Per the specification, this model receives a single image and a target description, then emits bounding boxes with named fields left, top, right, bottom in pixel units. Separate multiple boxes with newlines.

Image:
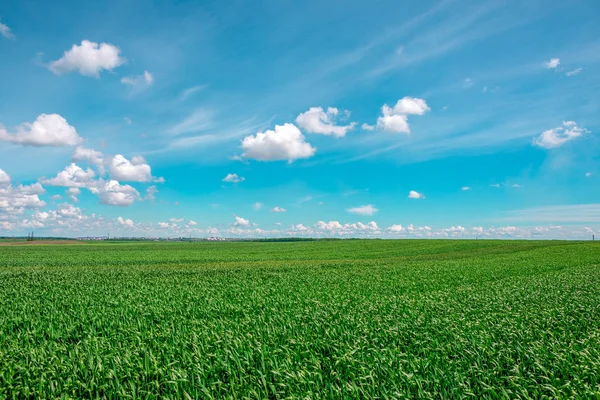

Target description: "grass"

left=0, top=240, right=599, bottom=398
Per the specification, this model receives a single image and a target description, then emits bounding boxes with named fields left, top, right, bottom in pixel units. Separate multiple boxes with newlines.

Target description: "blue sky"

left=0, top=0, right=599, bottom=239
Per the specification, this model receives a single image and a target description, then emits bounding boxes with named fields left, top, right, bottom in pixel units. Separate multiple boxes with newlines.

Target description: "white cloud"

left=387, top=224, right=404, bottom=232
left=0, top=21, right=14, bottom=39
left=585, top=172, right=592, bottom=178
left=463, top=78, right=474, bottom=88
left=295, top=107, right=356, bottom=137
left=222, top=173, right=245, bottom=183
left=490, top=183, right=501, bottom=188
left=234, top=216, right=250, bottom=227
left=73, top=147, right=104, bottom=174
left=253, top=202, right=263, bottom=211
left=41, top=163, right=96, bottom=187
left=121, top=70, right=153, bottom=86
left=314, top=220, right=380, bottom=236
left=376, top=97, right=430, bottom=133
left=347, top=204, right=378, bottom=216
left=545, top=58, right=560, bottom=69
left=511, top=184, right=521, bottom=188
left=0, top=114, right=82, bottom=147
left=0, top=169, right=10, bottom=185
left=145, top=185, right=158, bottom=202
left=117, top=216, right=134, bottom=227
left=49, top=40, right=125, bottom=77
left=391, top=97, right=431, bottom=115
left=461, top=186, right=471, bottom=191
left=0, top=183, right=46, bottom=215
left=408, top=190, right=425, bottom=199
left=565, top=68, right=582, bottom=77
left=271, top=206, right=287, bottom=213
left=67, top=187, right=80, bottom=203
left=121, top=71, right=153, bottom=95
left=377, top=107, right=409, bottom=133
left=241, top=123, right=316, bottom=162
left=362, top=123, right=375, bottom=131
left=533, top=121, right=589, bottom=149
left=50, top=194, right=62, bottom=200
left=188, top=220, right=198, bottom=226
left=91, top=180, right=139, bottom=206
left=170, top=218, right=184, bottom=223
left=109, top=154, right=153, bottom=182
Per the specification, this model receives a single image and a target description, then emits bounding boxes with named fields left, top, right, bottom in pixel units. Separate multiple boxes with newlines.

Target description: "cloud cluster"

left=376, top=97, right=430, bottom=133
left=533, top=121, right=588, bottom=149
left=296, top=107, right=356, bottom=137
left=0, top=182, right=46, bottom=216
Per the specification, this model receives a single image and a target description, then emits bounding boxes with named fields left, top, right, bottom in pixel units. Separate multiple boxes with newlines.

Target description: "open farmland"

left=0, top=240, right=599, bottom=398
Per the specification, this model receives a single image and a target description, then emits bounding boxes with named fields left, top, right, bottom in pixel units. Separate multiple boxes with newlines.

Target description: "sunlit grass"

left=1, top=240, right=599, bottom=398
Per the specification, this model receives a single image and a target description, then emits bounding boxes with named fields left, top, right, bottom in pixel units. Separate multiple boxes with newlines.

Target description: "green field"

left=1, top=240, right=599, bottom=398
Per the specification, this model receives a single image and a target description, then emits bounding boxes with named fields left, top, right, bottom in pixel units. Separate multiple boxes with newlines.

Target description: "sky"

left=0, top=0, right=599, bottom=239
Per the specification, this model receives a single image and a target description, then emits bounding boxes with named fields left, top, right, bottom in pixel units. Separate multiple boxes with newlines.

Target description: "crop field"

left=0, top=240, right=599, bottom=398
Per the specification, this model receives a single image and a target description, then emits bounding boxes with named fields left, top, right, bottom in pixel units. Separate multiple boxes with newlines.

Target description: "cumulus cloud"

left=533, top=121, right=589, bottom=149
left=145, top=185, right=158, bottom=202
left=392, top=97, right=431, bottom=115
left=253, top=202, right=263, bottom=211
left=0, top=21, right=14, bottom=39
left=408, top=190, right=425, bottom=199
left=109, top=154, right=153, bottom=182
left=67, top=187, right=80, bottom=203
left=347, top=204, right=378, bottom=216
left=462, top=78, right=474, bottom=88
left=565, top=68, right=582, bottom=77
left=545, top=58, right=560, bottom=69
left=117, top=216, right=134, bottom=227
left=0, top=114, right=82, bottom=147
left=295, top=107, right=356, bottom=137
left=222, top=173, right=245, bottom=183
left=362, top=123, right=375, bottom=131
left=387, top=224, right=405, bottom=232
left=234, top=216, right=250, bottom=227
left=41, top=163, right=96, bottom=187
left=461, top=186, right=471, bottom=191
left=73, top=147, right=104, bottom=173
left=376, top=97, right=430, bottom=133
left=241, top=123, right=316, bottom=162
left=314, top=220, right=380, bottom=236
left=0, top=169, right=10, bottom=185
left=90, top=180, right=139, bottom=206
left=49, top=40, right=125, bottom=77
left=0, top=183, right=46, bottom=215
left=271, top=206, right=287, bottom=213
